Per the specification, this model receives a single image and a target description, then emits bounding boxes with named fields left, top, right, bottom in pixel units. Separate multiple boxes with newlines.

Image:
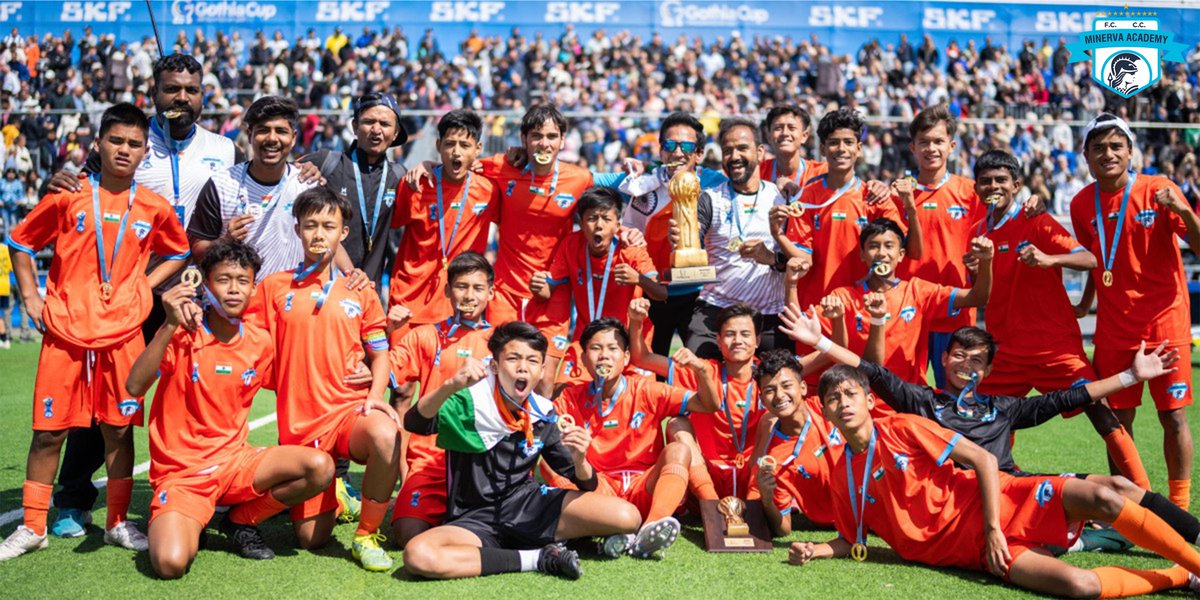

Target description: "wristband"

left=869, top=316, right=888, bottom=326
left=1117, top=369, right=1137, bottom=388
left=816, top=336, right=833, bottom=352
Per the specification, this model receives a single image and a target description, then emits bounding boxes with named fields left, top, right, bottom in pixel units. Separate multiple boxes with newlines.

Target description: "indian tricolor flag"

left=436, top=375, right=556, bottom=454
left=215, top=365, right=233, bottom=375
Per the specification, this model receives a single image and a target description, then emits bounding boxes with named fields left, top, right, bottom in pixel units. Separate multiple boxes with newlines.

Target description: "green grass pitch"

left=0, top=341, right=1196, bottom=598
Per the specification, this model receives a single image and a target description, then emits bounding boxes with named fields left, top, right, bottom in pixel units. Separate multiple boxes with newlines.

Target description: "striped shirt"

left=698, top=181, right=786, bottom=313
left=188, top=162, right=316, bottom=281
left=140, top=120, right=238, bottom=227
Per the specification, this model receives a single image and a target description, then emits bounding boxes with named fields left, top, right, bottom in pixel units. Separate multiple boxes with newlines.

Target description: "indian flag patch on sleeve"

left=215, top=365, right=232, bottom=375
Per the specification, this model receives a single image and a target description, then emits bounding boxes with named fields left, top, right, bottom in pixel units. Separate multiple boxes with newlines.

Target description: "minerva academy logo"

left=1066, top=7, right=1187, bottom=98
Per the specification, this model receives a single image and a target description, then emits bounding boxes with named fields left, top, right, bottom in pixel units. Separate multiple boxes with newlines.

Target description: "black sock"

left=479, top=547, right=521, bottom=576
left=335, top=458, right=350, bottom=481
left=1141, top=491, right=1200, bottom=543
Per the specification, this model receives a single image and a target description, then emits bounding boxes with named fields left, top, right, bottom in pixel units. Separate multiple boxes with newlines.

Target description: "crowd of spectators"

left=3, top=23, right=1200, bottom=230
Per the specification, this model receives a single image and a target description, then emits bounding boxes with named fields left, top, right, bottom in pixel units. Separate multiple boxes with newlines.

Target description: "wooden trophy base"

left=699, top=500, right=773, bottom=552
left=666, top=266, right=719, bottom=287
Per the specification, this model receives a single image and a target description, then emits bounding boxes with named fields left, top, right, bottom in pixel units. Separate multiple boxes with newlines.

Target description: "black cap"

left=353, top=92, right=408, bottom=147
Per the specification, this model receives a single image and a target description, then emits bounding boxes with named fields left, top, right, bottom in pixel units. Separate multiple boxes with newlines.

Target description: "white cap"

left=1082, top=112, right=1136, bottom=148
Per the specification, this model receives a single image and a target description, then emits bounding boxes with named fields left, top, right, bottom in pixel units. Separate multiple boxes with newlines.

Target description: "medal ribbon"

left=721, top=366, right=757, bottom=459
left=1093, top=172, right=1137, bottom=277
left=150, top=115, right=191, bottom=208
left=846, top=428, right=878, bottom=548
left=90, top=175, right=137, bottom=289
left=237, top=164, right=288, bottom=219
left=352, top=148, right=389, bottom=253
left=726, top=182, right=763, bottom=240
left=524, top=159, right=560, bottom=197
left=292, top=252, right=339, bottom=312
left=978, top=196, right=1023, bottom=236
left=585, top=237, right=618, bottom=321
left=953, top=372, right=983, bottom=417
left=587, top=374, right=627, bottom=418
left=776, top=416, right=813, bottom=467
left=913, top=171, right=951, bottom=192
left=787, top=175, right=860, bottom=208
left=434, top=165, right=473, bottom=265
left=432, top=311, right=491, bottom=366
left=771, top=156, right=807, bottom=188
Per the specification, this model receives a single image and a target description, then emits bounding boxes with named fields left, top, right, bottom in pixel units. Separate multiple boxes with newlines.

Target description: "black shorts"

left=446, top=483, right=569, bottom=549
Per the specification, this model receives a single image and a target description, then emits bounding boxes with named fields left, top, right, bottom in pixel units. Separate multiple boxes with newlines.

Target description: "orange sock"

left=1094, top=565, right=1190, bottom=598
left=688, top=464, right=718, bottom=501
left=105, top=478, right=133, bottom=529
left=1103, top=427, right=1151, bottom=490
left=647, top=463, right=689, bottom=522
left=355, top=499, right=389, bottom=536
left=1169, top=480, right=1191, bottom=511
left=1110, top=498, right=1200, bottom=575
left=229, top=492, right=287, bottom=526
left=22, top=480, right=52, bottom=536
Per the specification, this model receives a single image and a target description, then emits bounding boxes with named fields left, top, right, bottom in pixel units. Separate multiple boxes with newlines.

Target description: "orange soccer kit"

left=247, top=263, right=389, bottom=519
left=478, top=155, right=594, bottom=357
left=748, top=397, right=841, bottom=526
left=147, top=321, right=282, bottom=527
left=388, top=169, right=498, bottom=334
left=389, top=321, right=492, bottom=525
left=553, top=375, right=694, bottom=520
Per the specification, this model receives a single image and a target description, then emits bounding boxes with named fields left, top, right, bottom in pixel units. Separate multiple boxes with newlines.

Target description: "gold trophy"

left=667, top=169, right=719, bottom=286
left=717, top=496, right=750, bottom=537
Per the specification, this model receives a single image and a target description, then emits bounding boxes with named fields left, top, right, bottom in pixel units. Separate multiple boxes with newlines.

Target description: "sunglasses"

left=661, top=139, right=697, bottom=154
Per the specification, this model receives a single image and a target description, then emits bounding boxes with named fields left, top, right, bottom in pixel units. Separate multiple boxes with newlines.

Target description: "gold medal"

left=850, top=542, right=868, bottom=562
left=756, top=455, right=777, bottom=473
left=180, top=266, right=203, bottom=289
left=726, top=237, right=743, bottom=252
left=1102, top=269, right=1113, bottom=287
left=872, top=262, right=892, bottom=277
left=985, top=193, right=1003, bottom=205
left=786, top=202, right=805, bottom=218
left=99, top=281, right=114, bottom=302
left=533, top=151, right=553, bottom=166
left=557, top=414, right=575, bottom=432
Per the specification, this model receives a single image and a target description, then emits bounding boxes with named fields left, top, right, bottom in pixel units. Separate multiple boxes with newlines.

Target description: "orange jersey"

left=148, top=321, right=275, bottom=485
left=389, top=173, right=499, bottom=322
left=788, top=176, right=906, bottom=308
left=827, top=278, right=961, bottom=385
left=7, top=180, right=189, bottom=348
left=247, top=266, right=388, bottom=446
left=480, top=155, right=594, bottom=298
left=390, top=322, right=492, bottom=469
left=1070, top=174, right=1192, bottom=349
left=670, top=358, right=765, bottom=467
left=547, top=232, right=657, bottom=336
left=759, top=157, right=828, bottom=193
left=752, top=399, right=841, bottom=526
left=984, top=207, right=1087, bottom=358
left=556, top=375, right=692, bottom=474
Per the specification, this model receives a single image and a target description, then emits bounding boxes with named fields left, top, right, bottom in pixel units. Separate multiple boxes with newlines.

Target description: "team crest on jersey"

left=42, top=397, right=53, bottom=419
left=505, top=180, right=516, bottom=197
left=340, top=187, right=349, bottom=197
left=855, top=314, right=865, bottom=333
left=75, top=211, right=87, bottom=233
left=202, top=157, right=223, bottom=171
left=471, top=202, right=488, bottom=216
left=1016, top=240, right=1032, bottom=253
left=410, top=491, right=420, bottom=507
left=284, top=292, right=294, bottom=312
left=946, top=206, right=968, bottom=221
left=241, top=368, right=257, bottom=386
left=1035, top=479, right=1055, bottom=507
left=894, top=454, right=910, bottom=472
left=552, top=335, right=569, bottom=351
left=899, top=306, right=917, bottom=323
left=1135, top=209, right=1157, bottom=228
left=131, top=220, right=152, bottom=240
left=629, top=193, right=657, bottom=216
left=828, top=428, right=843, bottom=447
left=428, top=204, right=441, bottom=220
left=341, top=299, right=363, bottom=318
left=797, top=464, right=812, bottom=480
left=630, top=411, right=646, bottom=429
left=118, top=399, right=141, bottom=416
left=1168, top=383, right=1189, bottom=400
left=383, top=191, right=396, bottom=208
left=158, top=490, right=168, bottom=505
left=855, top=216, right=868, bottom=228
left=191, top=362, right=200, bottom=383
left=554, top=193, right=574, bottom=209
left=812, top=213, right=822, bottom=231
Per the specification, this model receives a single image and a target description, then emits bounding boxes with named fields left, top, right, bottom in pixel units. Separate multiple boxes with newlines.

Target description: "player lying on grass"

left=402, top=321, right=642, bottom=580
left=126, top=240, right=334, bottom=577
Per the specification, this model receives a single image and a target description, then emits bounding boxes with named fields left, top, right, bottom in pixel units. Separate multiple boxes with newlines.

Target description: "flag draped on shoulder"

left=436, top=374, right=555, bottom=453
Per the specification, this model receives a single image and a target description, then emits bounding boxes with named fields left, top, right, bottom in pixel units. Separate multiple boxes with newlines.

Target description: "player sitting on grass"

left=548, top=318, right=716, bottom=559
left=245, top=187, right=399, bottom=572
left=402, top=321, right=642, bottom=580
left=1, top=103, right=191, bottom=560
left=127, top=240, right=335, bottom=577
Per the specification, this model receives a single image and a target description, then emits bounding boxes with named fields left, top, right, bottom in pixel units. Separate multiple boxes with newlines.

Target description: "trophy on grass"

left=666, top=169, right=719, bottom=286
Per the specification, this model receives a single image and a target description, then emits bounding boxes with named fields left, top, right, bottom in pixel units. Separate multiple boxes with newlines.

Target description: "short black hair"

left=659, top=112, right=705, bottom=151
left=244, top=95, right=299, bottom=132
left=520, top=104, right=567, bottom=137
left=718, top=117, right=761, bottom=147
left=818, top=364, right=871, bottom=401
left=817, top=107, right=866, bottom=144
left=152, top=53, right=202, bottom=86
left=908, top=104, right=957, bottom=140
left=973, top=149, right=1021, bottom=181
left=762, top=104, right=812, bottom=134
left=446, top=250, right=494, bottom=286
left=576, top=186, right=622, bottom=219
left=754, top=349, right=804, bottom=385
left=200, top=238, right=262, bottom=277
left=438, top=108, right=483, bottom=143
left=488, top=321, right=548, bottom=358
left=98, top=102, right=149, bottom=139
left=716, top=303, right=759, bottom=335
left=948, top=326, right=997, bottom=365
left=292, top=186, right=352, bottom=223
left=579, top=317, right=630, bottom=352
left=859, top=218, right=906, bottom=249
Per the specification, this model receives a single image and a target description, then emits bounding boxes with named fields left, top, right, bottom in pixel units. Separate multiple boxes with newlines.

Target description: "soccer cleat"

left=1077, top=527, right=1133, bottom=553
left=351, top=532, right=392, bottom=572
left=537, top=543, right=582, bottom=580
left=335, top=477, right=362, bottom=524
left=104, top=521, right=149, bottom=551
left=0, top=526, right=48, bottom=561
left=630, top=516, right=681, bottom=559
left=1186, top=568, right=1200, bottom=595
left=598, top=533, right=635, bottom=558
left=50, top=508, right=92, bottom=538
left=218, top=515, right=275, bottom=560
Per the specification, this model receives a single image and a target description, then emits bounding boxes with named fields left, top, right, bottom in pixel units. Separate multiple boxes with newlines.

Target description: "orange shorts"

left=290, top=406, right=366, bottom=520
left=978, top=352, right=1097, bottom=417
left=490, top=287, right=571, bottom=359
left=707, top=461, right=754, bottom=501
left=33, top=332, right=146, bottom=430
left=994, top=475, right=1084, bottom=577
left=392, top=455, right=447, bottom=525
left=595, top=469, right=657, bottom=518
left=148, top=445, right=272, bottom=526
left=1093, top=344, right=1193, bottom=411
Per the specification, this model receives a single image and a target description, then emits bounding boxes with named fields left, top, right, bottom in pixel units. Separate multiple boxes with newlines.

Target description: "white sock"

left=1067, top=536, right=1085, bottom=553
left=518, top=549, right=540, bottom=572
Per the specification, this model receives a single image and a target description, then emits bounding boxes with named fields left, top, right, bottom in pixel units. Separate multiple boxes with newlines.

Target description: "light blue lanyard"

left=293, top=253, right=339, bottom=312
left=150, top=116, right=195, bottom=209
left=434, top=165, right=472, bottom=265
left=1093, top=172, right=1137, bottom=274
left=90, top=175, right=136, bottom=286
left=585, top=237, right=618, bottom=321
left=587, top=374, right=627, bottom=417
left=913, top=171, right=950, bottom=192
left=776, top=417, right=813, bottom=466
left=771, top=156, right=806, bottom=187
left=788, top=174, right=860, bottom=208
left=846, top=428, right=878, bottom=547
left=236, top=164, right=287, bottom=217
left=726, top=183, right=762, bottom=240
left=432, top=312, right=490, bottom=366
left=524, top=159, right=559, bottom=197
left=721, top=366, right=756, bottom=455
left=352, top=149, right=389, bottom=253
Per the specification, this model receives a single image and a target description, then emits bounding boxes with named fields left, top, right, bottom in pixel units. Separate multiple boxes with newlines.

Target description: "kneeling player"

left=127, top=240, right=334, bottom=578
left=403, top=322, right=642, bottom=580
left=790, top=363, right=1200, bottom=598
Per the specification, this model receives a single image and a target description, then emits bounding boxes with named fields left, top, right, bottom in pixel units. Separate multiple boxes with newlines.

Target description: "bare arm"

left=948, top=435, right=1007, bottom=577
left=954, top=237, right=993, bottom=309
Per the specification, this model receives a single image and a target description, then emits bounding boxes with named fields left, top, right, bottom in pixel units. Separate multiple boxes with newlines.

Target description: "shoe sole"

left=0, top=538, right=48, bottom=560
left=52, top=527, right=87, bottom=539
left=631, top=517, right=680, bottom=559
left=599, top=534, right=632, bottom=558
